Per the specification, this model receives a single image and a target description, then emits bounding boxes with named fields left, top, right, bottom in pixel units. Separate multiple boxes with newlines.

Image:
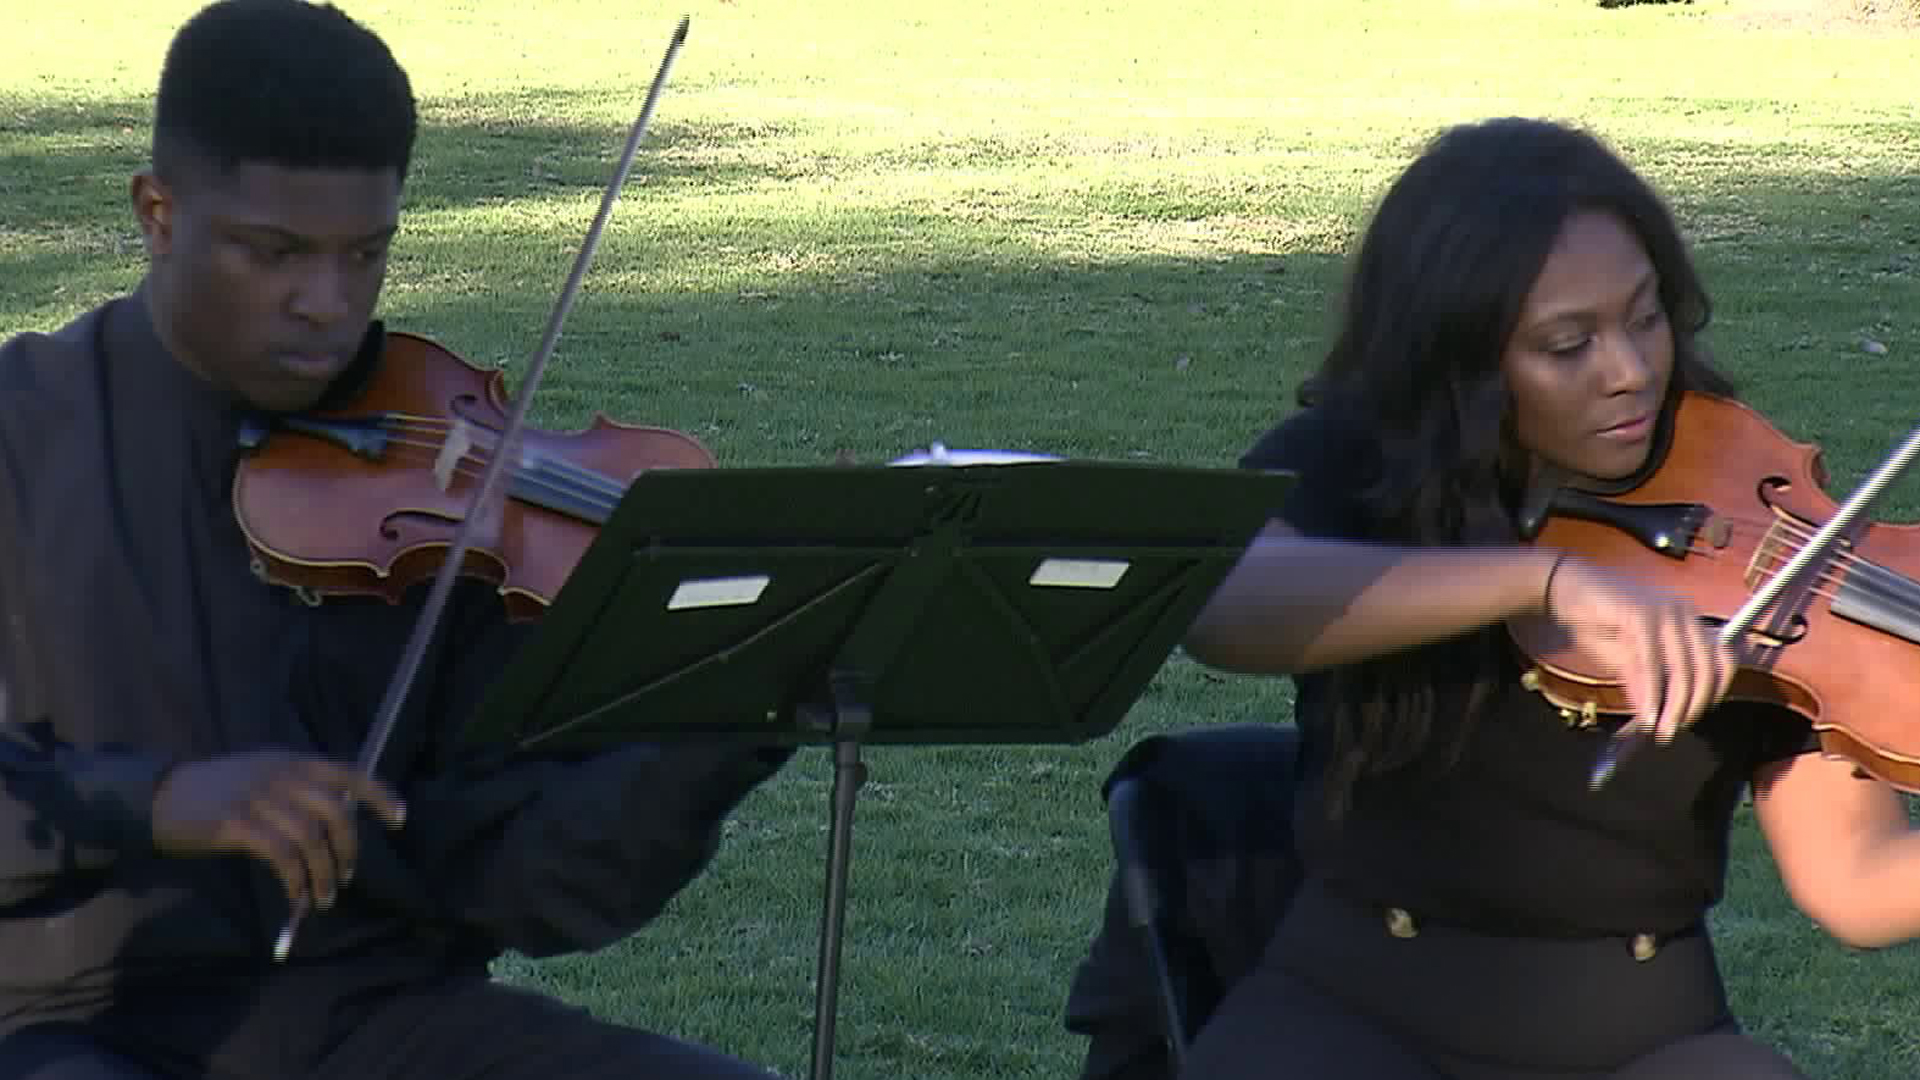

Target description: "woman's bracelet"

left=1543, top=552, right=1568, bottom=613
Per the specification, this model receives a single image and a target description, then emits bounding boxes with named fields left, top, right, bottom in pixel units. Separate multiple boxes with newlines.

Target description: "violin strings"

left=1705, top=514, right=1872, bottom=572
left=1752, top=541, right=1920, bottom=620
left=369, top=415, right=628, bottom=494
left=1667, top=543, right=1854, bottom=632
left=1720, top=517, right=1920, bottom=625
left=382, top=430, right=627, bottom=501
left=388, top=441, right=625, bottom=518
left=377, top=432, right=627, bottom=522
left=379, top=416, right=631, bottom=501
left=1679, top=519, right=1920, bottom=627
left=1685, top=526, right=1854, bottom=599
left=376, top=416, right=627, bottom=490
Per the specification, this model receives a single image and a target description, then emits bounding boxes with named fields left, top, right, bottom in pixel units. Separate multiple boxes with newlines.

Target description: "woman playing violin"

left=1181, top=116, right=1920, bottom=1078
left=0, top=2, right=787, bottom=1077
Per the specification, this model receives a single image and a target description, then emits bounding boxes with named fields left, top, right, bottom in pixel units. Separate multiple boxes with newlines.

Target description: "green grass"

left=6, top=1, right=1920, bottom=1077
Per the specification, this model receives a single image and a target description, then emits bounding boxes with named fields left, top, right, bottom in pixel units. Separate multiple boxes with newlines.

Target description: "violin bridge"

left=435, top=420, right=475, bottom=494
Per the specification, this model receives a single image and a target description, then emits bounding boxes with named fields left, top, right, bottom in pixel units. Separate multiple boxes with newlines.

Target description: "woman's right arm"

left=1183, top=518, right=1736, bottom=739
left=1185, top=519, right=1562, bottom=674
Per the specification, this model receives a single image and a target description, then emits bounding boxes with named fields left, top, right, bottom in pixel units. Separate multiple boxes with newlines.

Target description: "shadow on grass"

left=5, top=87, right=1915, bottom=481
left=0, top=85, right=814, bottom=218
left=6, top=150, right=1917, bottom=491
left=386, top=246, right=1346, bottom=469
left=376, top=167, right=1913, bottom=485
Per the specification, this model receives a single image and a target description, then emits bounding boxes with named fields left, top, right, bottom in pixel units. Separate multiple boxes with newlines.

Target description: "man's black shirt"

left=0, top=285, right=789, bottom=1030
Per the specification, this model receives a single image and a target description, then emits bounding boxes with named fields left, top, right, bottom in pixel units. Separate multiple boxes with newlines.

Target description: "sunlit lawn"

left=5, top=1, right=1918, bottom=1076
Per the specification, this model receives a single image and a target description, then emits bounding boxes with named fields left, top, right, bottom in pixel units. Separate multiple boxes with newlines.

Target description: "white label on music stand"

left=667, top=574, right=772, bottom=610
left=1029, top=558, right=1130, bottom=589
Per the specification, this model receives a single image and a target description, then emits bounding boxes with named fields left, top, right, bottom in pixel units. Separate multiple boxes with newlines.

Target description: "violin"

left=233, top=331, right=716, bottom=622
left=1509, top=389, right=1920, bottom=793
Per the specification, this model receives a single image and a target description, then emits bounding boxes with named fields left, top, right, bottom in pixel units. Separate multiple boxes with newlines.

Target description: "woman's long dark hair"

left=1300, top=117, right=1736, bottom=818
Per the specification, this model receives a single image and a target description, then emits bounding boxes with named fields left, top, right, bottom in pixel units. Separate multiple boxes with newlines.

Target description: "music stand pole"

left=807, top=678, right=871, bottom=1080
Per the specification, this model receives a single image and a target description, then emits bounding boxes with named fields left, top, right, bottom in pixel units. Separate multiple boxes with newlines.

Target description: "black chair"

left=1063, top=724, right=1306, bottom=1080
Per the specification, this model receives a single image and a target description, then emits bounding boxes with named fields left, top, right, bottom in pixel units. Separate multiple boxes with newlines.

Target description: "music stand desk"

left=463, top=459, right=1294, bottom=1080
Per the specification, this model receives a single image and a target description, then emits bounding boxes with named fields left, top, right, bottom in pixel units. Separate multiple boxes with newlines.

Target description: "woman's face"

left=1503, top=209, right=1674, bottom=486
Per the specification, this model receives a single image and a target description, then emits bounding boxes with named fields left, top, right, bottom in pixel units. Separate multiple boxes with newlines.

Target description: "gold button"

left=1630, top=933, right=1658, bottom=961
left=1385, top=907, right=1418, bottom=938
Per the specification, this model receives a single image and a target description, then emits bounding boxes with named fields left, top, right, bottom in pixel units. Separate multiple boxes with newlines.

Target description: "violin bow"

left=1590, top=417, right=1920, bottom=791
left=275, top=15, right=692, bottom=961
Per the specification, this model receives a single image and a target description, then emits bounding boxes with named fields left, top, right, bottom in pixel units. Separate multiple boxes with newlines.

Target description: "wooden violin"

left=233, top=330, right=715, bottom=622
left=1510, top=389, right=1920, bottom=792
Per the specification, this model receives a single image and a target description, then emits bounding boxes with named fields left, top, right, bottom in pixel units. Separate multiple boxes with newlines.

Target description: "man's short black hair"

left=153, top=0, right=417, bottom=183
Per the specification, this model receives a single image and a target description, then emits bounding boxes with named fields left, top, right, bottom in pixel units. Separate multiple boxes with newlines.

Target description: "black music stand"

left=461, top=459, right=1294, bottom=1080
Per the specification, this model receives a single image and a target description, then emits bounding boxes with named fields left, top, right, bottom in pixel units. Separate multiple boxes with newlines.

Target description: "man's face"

left=133, top=160, right=401, bottom=413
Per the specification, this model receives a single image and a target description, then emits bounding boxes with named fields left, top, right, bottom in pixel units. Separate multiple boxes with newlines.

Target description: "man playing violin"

left=0, top=2, right=789, bottom=1078
left=1169, top=117, right=1920, bottom=1078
